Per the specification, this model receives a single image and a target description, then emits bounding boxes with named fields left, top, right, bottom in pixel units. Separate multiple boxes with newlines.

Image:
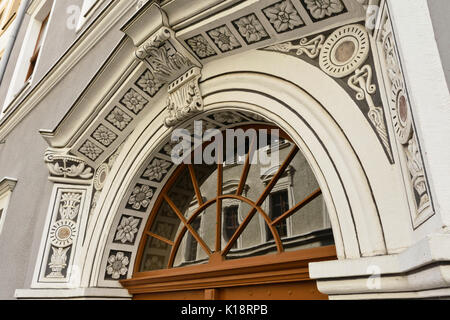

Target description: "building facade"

left=0, top=0, right=448, bottom=300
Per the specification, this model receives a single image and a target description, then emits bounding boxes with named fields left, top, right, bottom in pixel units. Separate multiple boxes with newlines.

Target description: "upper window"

left=25, top=13, right=49, bottom=81
left=223, top=205, right=239, bottom=243
left=2, top=0, right=53, bottom=113
left=0, top=178, right=17, bottom=235
left=0, top=0, right=21, bottom=35
left=136, top=124, right=333, bottom=273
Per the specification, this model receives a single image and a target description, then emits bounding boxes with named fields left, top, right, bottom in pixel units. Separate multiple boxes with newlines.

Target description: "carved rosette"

left=319, top=24, right=370, bottom=78
left=377, top=8, right=433, bottom=226
left=263, top=23, right=393, bottom=162
left=47, top=191, right=82, bottom=278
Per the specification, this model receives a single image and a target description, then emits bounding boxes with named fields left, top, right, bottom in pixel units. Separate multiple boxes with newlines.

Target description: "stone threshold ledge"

left=309, top=233, right=450, bottom=299
left=14, top=288, right=131, bottom=300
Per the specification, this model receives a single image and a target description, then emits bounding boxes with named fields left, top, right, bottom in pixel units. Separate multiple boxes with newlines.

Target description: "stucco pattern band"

left=375, top=4, right=434, bottom=228
left=263, top=23, right=394, bottom=163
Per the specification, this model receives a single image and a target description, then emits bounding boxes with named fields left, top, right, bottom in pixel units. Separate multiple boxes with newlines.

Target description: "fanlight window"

left=135, top=125, right=333, bottom=273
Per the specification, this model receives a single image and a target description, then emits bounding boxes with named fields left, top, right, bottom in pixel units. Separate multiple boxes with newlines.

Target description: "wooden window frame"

left=121, top=125, right=334, bottom=299
left=25, top=13, right=49, bottom=81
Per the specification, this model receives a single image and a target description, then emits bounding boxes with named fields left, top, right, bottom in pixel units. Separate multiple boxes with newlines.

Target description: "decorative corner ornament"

left=263, top=24, right=394, bottom=163
left=44, top=148, right=94, bottom=183
left=348, top=64, right=392, bottom=161
left=265, top=34, right=325, bottom=59
left=132, top=26, right=204, bottom=127
left=164, top=67, right=203, bottom=127
left=376, top=6, right=433, bottom=227
left=135, top=27, right=172, bottom=61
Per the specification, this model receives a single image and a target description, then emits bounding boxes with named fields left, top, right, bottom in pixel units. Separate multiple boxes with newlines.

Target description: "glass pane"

left=224, top=200, right=279, bottom=260
left=279, top=149, right=334, bottom=251
left=267, top=190, right=289, bottom=240
left=139, top=236, right=171, bottom=271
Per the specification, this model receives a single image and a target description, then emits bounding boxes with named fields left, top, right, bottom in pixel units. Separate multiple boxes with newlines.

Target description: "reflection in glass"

left=139, top=127, right=334, bottom=272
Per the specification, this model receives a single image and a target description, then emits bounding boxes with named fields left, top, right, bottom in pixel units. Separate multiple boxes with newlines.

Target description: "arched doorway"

left=120, top=115, right=336, bottom=299
left=83, top=48, right=388, bottom=297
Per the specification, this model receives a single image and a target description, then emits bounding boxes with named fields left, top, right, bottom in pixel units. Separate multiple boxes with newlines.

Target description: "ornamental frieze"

left=34, top=186, right=90, bottom=285
left=375, top=5, right=434, bottom=228
left=262, top=23, right=394, bottom=163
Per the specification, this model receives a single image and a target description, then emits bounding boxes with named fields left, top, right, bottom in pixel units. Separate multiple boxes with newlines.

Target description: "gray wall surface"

left=0, top=1, right=131, bottom=299
left=428, top=0, right=450, bottom=89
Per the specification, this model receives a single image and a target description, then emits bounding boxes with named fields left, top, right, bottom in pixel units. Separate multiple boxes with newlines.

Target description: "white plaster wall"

left=387, top=0, right=450, bottom=235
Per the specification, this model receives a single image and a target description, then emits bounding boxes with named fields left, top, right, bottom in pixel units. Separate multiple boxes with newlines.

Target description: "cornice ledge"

left=309, top=232, right=450, bottom=298
left=15, top=287, right=132, bottom=300
left=0, top=177, right=17, bottom=195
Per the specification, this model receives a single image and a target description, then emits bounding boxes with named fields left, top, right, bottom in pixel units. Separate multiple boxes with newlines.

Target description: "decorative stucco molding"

left=33, top=184, right=91, bottom=288
left=263, top=23, right=394, bottom=163
left=375, top=3, right=433, bottom=228
left=44, top=148, right=94, bottom=184
left=165, top=67, right=203, bottom=127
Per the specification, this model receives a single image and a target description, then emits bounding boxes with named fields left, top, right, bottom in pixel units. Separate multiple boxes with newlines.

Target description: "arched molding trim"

left=77, top=52, right=397, bottom=288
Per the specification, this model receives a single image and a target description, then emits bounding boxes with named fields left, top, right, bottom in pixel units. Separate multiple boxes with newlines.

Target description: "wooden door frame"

left=121, top=124, right=336, bottom=299
left=121, top=245, right=336, bottom=299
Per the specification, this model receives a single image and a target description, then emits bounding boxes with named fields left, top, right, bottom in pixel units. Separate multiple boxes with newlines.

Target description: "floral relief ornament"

left=121, top=89, right=148, bottom=114
left=208, top=26, right=241, bottom=52
left=128, top=184, right=154, bottom=210
left=115, top=216, right=140, bottom=244
left=234, top=14, right=268, bottom=44
left=304, top=0, right=345, bottom=19
left=137, top=70, right=163, bottom=97
left=264, top=0, right=303, bottom=33
left=143, top=158, right=172, bottom=181
left=92, top=125, right=117, bottom=147
left=106, top=252, right=129, bottom=280
left=106, top=107, right=132, bottom=131
left=79, top=140, right=103, bottom=161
